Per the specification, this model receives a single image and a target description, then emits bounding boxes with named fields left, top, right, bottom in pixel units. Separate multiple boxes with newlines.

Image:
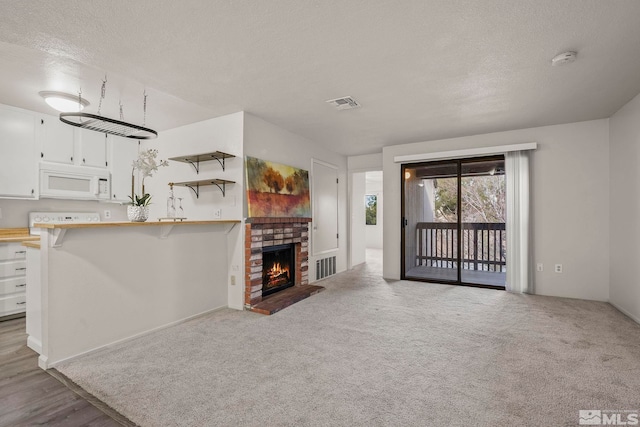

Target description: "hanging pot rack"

left=59, top=112, right=158, bottom=139
left=59, top=77, right=158, bottom=140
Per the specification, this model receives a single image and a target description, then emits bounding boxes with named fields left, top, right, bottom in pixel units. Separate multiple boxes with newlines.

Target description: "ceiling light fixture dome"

left=39, top=91, right=90, bottom=112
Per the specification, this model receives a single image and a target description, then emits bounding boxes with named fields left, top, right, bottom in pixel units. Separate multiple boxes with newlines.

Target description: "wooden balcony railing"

left=415, top=222, right=506, bottom=272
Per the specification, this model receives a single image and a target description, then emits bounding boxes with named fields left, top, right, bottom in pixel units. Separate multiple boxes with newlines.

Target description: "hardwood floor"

left=0, top=316, right=130, bottom=427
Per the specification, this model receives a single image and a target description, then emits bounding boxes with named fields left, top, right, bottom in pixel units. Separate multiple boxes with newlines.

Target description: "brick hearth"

left=244, top=217, right=311, bottom=308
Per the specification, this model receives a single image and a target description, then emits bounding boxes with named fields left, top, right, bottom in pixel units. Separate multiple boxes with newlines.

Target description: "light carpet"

left=57, top=253, right=640, bottom=427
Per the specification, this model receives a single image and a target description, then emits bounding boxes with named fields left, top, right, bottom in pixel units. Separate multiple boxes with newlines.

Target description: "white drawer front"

left=0, top=260, right=27, bottom=278
left=0, top=293, right=26, bottom=316
left=0, top=277, right=27, bottom=297
left=0, top=243, right=27, bottom=260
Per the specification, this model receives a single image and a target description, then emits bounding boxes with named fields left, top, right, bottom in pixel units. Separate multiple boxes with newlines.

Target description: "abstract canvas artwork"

left=245, top=156, right=311, bottom=217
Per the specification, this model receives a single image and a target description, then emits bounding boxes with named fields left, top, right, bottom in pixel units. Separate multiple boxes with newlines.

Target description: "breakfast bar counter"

left=35, top=220, right=239, bottom=247
left=32, top=219, right=242, bottom=369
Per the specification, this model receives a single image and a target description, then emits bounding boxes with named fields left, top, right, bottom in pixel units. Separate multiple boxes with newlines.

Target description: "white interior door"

left=312, top=159, right=338, bottom=255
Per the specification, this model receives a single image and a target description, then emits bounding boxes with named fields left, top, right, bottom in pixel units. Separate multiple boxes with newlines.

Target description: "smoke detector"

left=551, top=51, right=577, bottom=66
left=326, top=96, right=361, bottom=110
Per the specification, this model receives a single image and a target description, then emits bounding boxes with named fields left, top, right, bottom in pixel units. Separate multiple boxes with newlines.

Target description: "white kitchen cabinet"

left=0, top=105, right=38, bottom=198
left=109, top=136, right=139, bottom=202
left=79, top=129, right=108, bottom=168
left=40, top=115, right=108, bottom=168
left=0, top=242, right=27, bottom=318
left=40, top=115, right=75, bottom=165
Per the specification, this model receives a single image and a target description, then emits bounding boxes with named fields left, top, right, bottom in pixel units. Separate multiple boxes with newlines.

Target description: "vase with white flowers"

left=127, top=148, right=169, bottom=222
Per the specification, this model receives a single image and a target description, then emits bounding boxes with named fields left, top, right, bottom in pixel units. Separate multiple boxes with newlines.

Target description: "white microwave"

left=40, top=163, right=110, bottom=200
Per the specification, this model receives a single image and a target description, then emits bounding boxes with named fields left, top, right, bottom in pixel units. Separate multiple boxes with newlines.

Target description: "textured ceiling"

left=1, top=0, right=639, bottom=156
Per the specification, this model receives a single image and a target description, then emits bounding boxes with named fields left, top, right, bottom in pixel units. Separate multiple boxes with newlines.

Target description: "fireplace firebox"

left=262, top=244, right=295, bottom=297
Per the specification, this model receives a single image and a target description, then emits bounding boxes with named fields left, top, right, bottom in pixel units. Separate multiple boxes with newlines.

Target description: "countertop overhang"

left=0, top=227, right=40, bottom=243
left=0, top=235, right=40, bottom=243
left=33, top=220, right=241, bottom=247
left=33, top=220, right=240, bottom=229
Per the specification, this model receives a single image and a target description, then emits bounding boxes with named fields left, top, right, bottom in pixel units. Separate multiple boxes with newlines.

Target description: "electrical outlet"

left=213, top=208, right=222, bottom=219
left=104, top=210, right=111, bottom=219
left=554, top=264, right=563, bottom=273
left=230, top=275, right=236, bottom=286
left=537, top=263, right=543, bottom=272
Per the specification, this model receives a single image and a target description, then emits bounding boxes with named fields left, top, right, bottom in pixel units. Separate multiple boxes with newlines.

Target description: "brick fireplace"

left=244, top=217, right=311, bottom=309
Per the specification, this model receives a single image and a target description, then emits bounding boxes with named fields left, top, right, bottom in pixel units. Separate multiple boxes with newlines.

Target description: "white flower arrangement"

left=130, top=148, right=169, bottom=206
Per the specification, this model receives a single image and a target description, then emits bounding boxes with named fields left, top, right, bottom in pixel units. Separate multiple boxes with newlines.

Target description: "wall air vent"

left=326, top=96, right=361, bottom=110
left=316, top=256, right=337, bottom=280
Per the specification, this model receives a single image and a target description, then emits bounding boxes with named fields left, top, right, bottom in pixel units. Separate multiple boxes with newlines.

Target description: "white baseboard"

left=27, top=335, right=42, bottom=354
left=609, top=301, right=640, bottom=325
left=43, top=305, right=227, bottom=369
left=38, top=355, right=48, bottom=370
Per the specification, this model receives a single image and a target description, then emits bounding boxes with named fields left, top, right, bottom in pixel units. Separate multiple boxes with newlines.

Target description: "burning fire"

left=265, top=262, right=290, bottom=287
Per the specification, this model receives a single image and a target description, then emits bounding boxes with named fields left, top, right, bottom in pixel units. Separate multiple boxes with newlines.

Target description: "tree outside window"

left=365, top=194, right=377, bottom=225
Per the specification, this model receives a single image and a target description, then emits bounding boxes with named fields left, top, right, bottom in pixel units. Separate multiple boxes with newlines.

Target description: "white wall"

left=348, top=153, right=383, bottom=172
left=142, top=112, right=245, bottom=309
left=383, top=119, right=610, bottom=302
left=143, top=112, right=244, bottom=222
left=609, top=93, right=640, bottom=322
left=243, top=113, right=348, bottom=280
left=365, top=174, right=383, bottom=249
left=351, top=172, right=366, bottom=266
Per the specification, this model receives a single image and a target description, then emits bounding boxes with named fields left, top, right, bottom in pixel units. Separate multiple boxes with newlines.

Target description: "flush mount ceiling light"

left=551, top=51, right=578, bottom=66
left=39, top=91, right=90, bottom=112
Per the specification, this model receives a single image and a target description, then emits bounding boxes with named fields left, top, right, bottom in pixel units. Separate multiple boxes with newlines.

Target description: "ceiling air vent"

left=326, top=96, right=361, bottom=110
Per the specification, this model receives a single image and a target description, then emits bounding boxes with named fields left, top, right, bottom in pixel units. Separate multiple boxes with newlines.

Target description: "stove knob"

left=43, top=217, right=50, bottom=222
left=35, top=217, right=42, bottom=222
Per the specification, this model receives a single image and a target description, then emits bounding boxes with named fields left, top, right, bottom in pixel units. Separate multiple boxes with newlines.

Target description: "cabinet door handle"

left=15, top=267, right=27, bottom=271
left=15, top=284, right=26, bottom=288
left=16, top=302, right=26, bottom=306
left=15, top=250, right=26, bottom=254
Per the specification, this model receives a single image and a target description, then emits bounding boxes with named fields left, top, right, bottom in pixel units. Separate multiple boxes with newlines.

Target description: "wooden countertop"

left=22, top=241, right=41, bottom=249
left=0, top=228, right=40, bottom=243
left=33, top=220, right=241, bottom=229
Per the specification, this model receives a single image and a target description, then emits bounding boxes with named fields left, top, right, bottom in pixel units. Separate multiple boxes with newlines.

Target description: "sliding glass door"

left=401, top=156, right=506, bottom=288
